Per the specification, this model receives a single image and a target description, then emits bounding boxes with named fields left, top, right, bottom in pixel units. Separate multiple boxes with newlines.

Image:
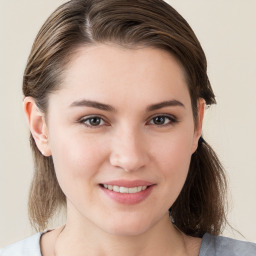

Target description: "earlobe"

left=23, top=97, right=51, bottom=156
left=192, top=98, right=205, bottom=153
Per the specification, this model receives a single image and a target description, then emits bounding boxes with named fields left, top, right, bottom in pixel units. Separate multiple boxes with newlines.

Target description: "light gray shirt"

left=1, top=232, right=256, bottom=255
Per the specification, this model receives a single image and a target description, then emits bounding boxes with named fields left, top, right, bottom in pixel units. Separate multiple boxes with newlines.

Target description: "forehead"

left=55, top=44, right=191, bottom=108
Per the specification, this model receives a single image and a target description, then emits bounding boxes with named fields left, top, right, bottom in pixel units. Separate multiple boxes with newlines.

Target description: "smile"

left=102, top=184, right=148, bottom=193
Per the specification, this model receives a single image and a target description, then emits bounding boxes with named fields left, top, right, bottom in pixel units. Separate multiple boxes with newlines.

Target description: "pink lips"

left=100, top=180, right=155, bottom=205
left=101, top=180, right=154, bottom=188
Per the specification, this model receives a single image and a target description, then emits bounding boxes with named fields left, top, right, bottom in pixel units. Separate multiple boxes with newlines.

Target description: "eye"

left=148, top=115, right=177, bottom=126
left=80, top=116, right=106, bottom=127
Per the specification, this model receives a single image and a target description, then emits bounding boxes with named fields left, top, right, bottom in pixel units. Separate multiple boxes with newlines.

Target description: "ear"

left=23, top=97, right=51, bottom=156
left=192, top=98, right=205, bottom=153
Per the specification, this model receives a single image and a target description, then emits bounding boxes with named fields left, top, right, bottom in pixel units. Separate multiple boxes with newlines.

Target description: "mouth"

left=100, top=184, right=149, bottom=194
left=99, top=180, right=155, bottom=204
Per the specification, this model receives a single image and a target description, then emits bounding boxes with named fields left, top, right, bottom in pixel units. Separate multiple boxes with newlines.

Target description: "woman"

left=1, top=0, right=255, bottom=255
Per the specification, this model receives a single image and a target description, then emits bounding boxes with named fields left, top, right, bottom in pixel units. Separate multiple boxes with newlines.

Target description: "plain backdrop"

left=0, top=0, right=256, bottom=248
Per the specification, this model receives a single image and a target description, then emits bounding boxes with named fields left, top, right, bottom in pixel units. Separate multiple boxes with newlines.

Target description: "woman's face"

left=42, top=44, right=204, bottom=236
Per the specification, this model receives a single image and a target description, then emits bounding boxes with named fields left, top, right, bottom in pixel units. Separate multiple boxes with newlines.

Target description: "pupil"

left=154, top=116, right=165, bottom=125
left=90, top=117, right=101, bottom=126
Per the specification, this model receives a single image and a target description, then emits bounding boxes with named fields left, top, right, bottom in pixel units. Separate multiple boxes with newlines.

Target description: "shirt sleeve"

left=199, top=233, right=256, bottom=256
left=0, top=233, right=42, bottom=256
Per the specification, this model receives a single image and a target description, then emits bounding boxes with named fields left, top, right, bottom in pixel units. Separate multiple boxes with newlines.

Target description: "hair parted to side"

left=23, top=0, right=227, bottom=236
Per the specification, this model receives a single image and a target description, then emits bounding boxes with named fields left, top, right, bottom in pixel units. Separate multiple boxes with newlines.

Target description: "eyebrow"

left=146, top=100, right=185, bottom=111
left=70, top=99, right=116, bottom=112
left=70, top=99, right=185, bottom=112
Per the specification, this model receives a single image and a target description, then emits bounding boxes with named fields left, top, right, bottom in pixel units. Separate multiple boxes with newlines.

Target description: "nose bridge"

left=109, top=124, right=149, bottom=172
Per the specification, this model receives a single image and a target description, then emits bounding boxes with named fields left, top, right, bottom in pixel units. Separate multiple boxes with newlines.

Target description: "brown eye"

left=88, top=117, right=102, bottom=126
left=153, top=116, right=166, bottom=125
left=149, top=115, right=177, bottom=126
left=81, top=116, right=105, bottom=127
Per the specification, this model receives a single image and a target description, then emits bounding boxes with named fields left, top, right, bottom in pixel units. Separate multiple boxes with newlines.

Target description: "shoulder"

left=200, top=233, right=256, bottom=256
left=0, top=232, right=43, bottom=256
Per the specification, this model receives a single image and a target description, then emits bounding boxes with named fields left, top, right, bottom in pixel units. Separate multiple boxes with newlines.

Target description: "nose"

left=109, top=127, right=150, bottom=172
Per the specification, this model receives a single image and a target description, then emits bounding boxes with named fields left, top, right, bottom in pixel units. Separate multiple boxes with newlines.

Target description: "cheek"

left=152, top=127, right=195, bottom=201
left=48, top=129, right=107, bottom=194
left=154, top=126, right=194, bottom=170
left=161, top=143, right=192, bottom=187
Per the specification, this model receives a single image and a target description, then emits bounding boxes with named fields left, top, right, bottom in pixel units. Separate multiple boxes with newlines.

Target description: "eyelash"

left=148, top=114, right=178, bottom=126
left=79, top=114, right=178, bottom=128
left=79, top=115, right=107, bottom=128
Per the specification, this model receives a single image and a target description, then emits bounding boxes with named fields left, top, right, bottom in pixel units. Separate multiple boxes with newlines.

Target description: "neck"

left=54, top=212, right=187, bottom=256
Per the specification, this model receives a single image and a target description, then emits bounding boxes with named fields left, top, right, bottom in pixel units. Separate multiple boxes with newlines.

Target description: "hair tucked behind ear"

left=24, top=0, right=228, bottom=235
left=171, top=138, right=227, bottom=237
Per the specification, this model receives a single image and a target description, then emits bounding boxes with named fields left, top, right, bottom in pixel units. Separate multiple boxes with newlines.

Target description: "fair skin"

left=24, top=44, right=205, bottom=256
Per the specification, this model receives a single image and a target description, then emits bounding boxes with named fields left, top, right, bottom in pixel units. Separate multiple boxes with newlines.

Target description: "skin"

left=24, top=44, right=205, bottom=256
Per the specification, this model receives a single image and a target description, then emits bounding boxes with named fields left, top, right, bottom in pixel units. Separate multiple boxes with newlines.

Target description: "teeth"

left=113, top=185, right=120, bottom=192
left=120, top=187, right=129, bottom=193
left=103, top=184, right=148, bottom=193
left=129, top=187, right=138, bottom=193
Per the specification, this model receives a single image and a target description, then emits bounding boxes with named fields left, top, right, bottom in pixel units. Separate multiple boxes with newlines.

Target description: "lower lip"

left=100, top=185, right=154, bottom=205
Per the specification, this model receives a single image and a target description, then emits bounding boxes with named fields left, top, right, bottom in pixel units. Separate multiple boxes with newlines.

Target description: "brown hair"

left=23, top=0, right=227, bottom=236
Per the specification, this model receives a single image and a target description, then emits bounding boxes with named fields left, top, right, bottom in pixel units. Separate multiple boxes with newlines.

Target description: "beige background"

left=0, top=0, right=255, bottom=248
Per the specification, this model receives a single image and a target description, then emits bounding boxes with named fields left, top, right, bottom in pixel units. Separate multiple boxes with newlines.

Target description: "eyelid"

left=146, top=113, right=178, bottom=126
left=78, top=115, right=109, bottom=128
left=77, top=113, right=178, bottom=128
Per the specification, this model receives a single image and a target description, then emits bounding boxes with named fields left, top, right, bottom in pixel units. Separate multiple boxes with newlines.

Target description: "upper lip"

left=100, top=180, right=154, bottom=188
